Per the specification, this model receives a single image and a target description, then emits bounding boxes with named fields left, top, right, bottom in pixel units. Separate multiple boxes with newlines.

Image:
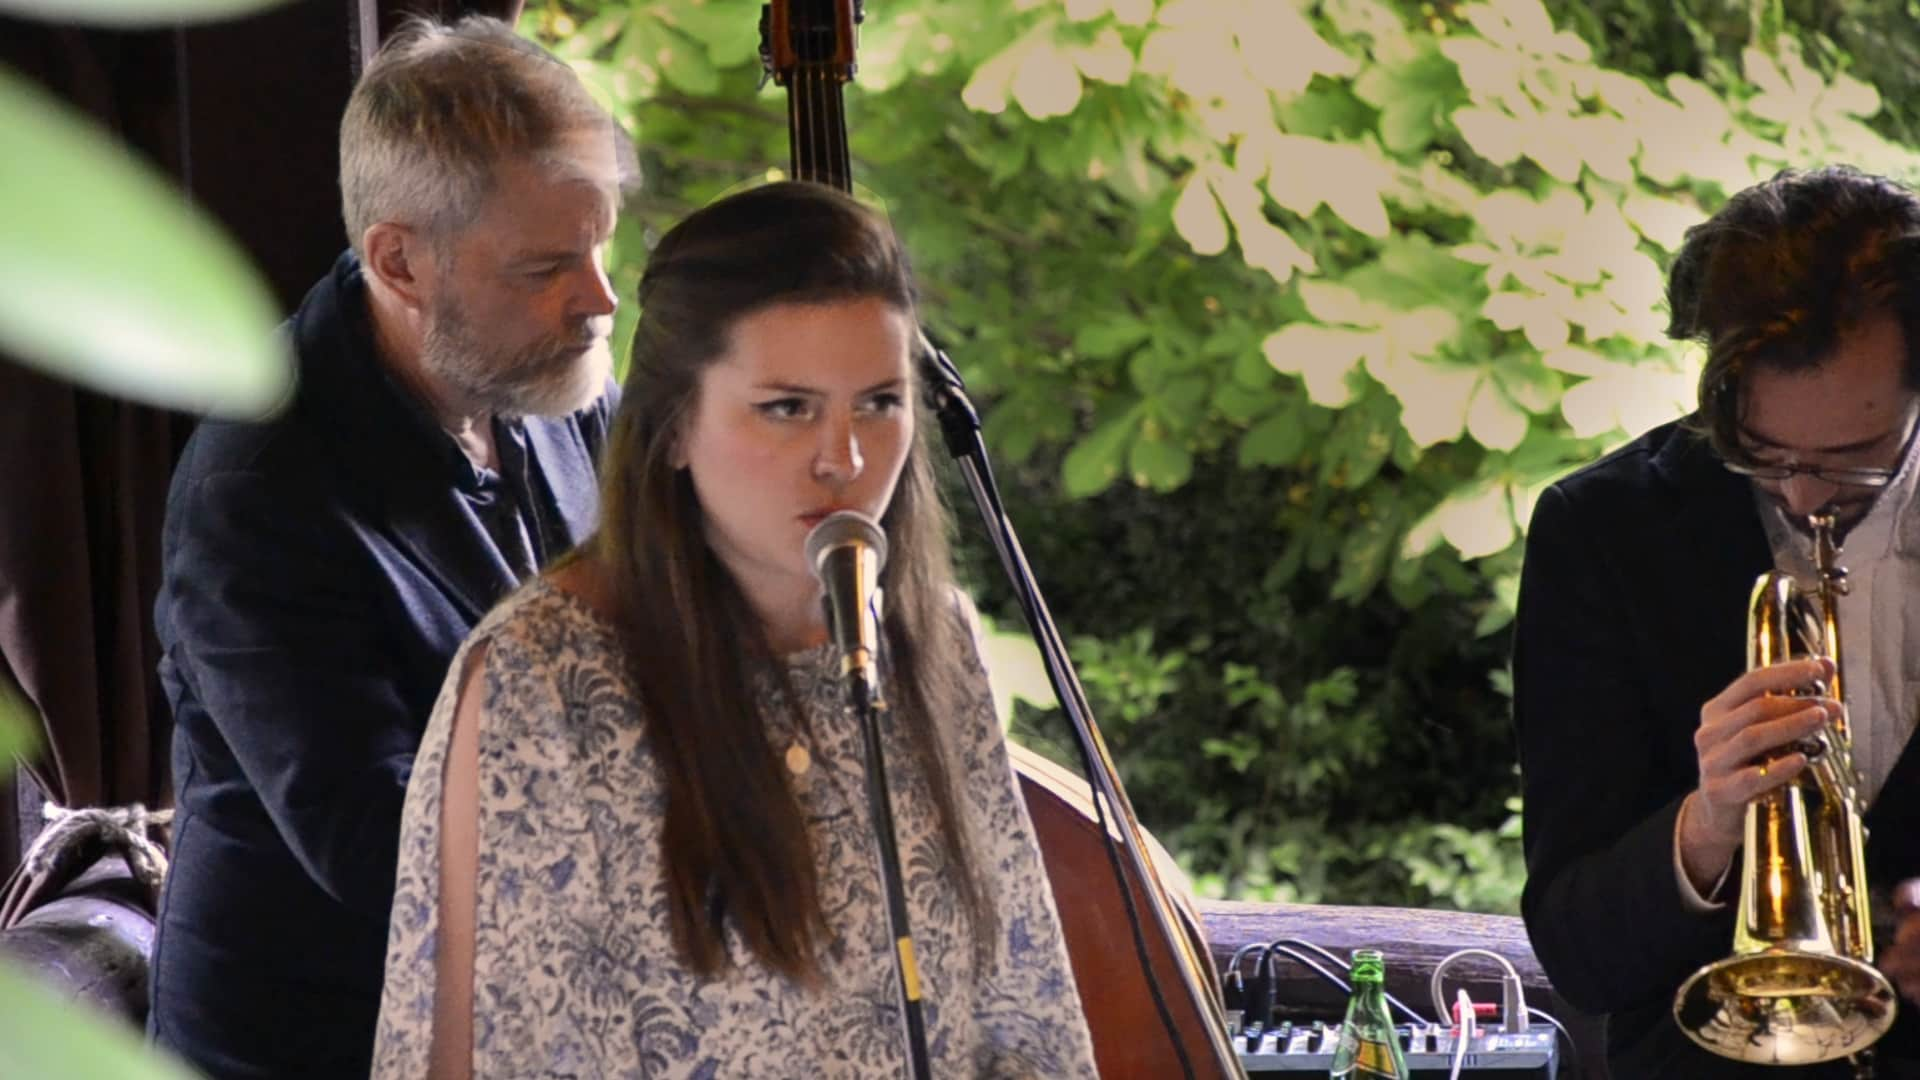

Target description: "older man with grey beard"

left=148, top=16, right=632, bottom=1078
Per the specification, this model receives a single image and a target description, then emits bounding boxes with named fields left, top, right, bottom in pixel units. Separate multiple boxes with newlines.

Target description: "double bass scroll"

left=758, top=0, right=857, bottom=192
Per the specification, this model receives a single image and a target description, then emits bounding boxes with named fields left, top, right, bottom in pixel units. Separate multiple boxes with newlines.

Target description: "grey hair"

left=338, top=15, right=628, bottom=258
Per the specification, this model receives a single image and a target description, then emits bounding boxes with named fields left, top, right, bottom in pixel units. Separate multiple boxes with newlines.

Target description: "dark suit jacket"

left=148, top=252, right=614, bottom=1078
left=1515, top=419, right=1920, bottom=1078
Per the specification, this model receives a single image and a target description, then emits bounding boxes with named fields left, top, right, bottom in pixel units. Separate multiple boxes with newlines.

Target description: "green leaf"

left=1062, top=404, right=1141, bottom=498
left=1231, top=337, right=1283, bottom=388
left=1347, top=235, right=1486, bottom=312
left=1276, top=84, right=1376, bottom=140
left=960, top=123, right=1034, bottom=187
left=1378, top=98, right=1438, bottom=154
left=1490, top=668, right=1515, bottom=699
left=0, top=0, right=288, bottom=25
left=1123, top=184, right=1180, bottom=265
left=977, top=614, right=1058, bottom=721
left=1239, top=408, right=1307, bottom=467
left=1074, top=317, right=1152, bottom=359
left=1490, top=354, right=1562, bottom=415
left=1033, top=114, right=1103, bottom=181
left=0, top=681, right=35, bottom=760
left=982, top=401, right=1040, bottom=465
left=1387, top=551, right=1435, bottom=609
left=1504, top=428, right=1589, bottom=477
left=983, top=388, right=1074, bottom=465
left=1212, top=381, right=1274, bottom=425
left=1475, top=571, right=1521, bottom=636
left=653, top=25, right=721, bottom=96
left=1152, top=373, right=1211, bottom=431
left=1202, top=323, right=1253, bottom=359
left=1331, top=506, right=1402, bottom=602
left=0, top=961, right=200, bottom=1079
left=1265, top=530, right=1308, bottom=590
left=1201, top=735, right=1260, bottom=774
left=1129, top=433, right=1193, bottom=490
left=548, top=10, right=627, bottom=59
left=613, top=13, right=668, bottom=92
left=1320, top=401, right=1394, bottom=488
left=1354, top=47, right=1464, bottom=155
left=0, top=69, right=291, bottom=417
left=661, top=1, right=759, bottom=68
left=566, top=58, right=643, bottom=130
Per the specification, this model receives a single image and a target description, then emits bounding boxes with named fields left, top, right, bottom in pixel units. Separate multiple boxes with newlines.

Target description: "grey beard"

left=420, top=309, right=611, bottom=418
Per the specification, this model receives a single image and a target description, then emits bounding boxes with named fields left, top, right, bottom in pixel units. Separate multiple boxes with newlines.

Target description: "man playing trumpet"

left=1515, top=165, right=1920, bottom=1077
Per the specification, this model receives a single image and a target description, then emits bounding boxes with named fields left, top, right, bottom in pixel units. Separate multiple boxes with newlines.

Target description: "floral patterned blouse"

left=371, top=578, right=1097, bottom=1078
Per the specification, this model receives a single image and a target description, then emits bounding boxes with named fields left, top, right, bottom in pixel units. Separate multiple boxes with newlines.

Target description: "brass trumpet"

left=1674, top=512, right=1897, bottom=1067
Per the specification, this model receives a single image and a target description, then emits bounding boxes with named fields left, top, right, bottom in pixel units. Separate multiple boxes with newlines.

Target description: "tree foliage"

left=525, top=0, right=1920, bottom=911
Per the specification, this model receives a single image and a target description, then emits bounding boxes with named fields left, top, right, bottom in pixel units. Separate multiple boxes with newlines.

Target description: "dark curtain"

left=0, top=358, right=184, bottom=807
left=0, top=360, right=187, bottom=921
left=0, top=19, right=195, bottom=920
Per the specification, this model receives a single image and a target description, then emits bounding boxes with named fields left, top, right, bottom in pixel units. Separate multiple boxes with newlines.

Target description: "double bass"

left=759, top=4, right=1244, bottom=1076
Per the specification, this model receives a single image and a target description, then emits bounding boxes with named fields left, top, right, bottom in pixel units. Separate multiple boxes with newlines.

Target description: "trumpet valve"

left=1795, top=732, right=1831, bottom=762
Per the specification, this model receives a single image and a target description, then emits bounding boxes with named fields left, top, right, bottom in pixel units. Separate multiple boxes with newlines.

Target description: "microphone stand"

left=916, top=334, right=1247, bottom=1080
left=837, top=641, right=933, bottom=1080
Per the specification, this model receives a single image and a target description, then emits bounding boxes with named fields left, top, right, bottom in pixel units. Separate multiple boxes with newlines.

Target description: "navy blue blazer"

left=1515, top=419, right=1920, bottom=1077
left=149, top=252, right=615, bottom=1078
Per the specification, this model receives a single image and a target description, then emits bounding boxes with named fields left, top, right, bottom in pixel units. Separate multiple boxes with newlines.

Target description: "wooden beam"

left=1201, top=899, right=1610, bottom=1078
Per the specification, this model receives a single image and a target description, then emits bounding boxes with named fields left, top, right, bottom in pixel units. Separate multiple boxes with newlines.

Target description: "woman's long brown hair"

left=591, top=182, right=993, bottom=979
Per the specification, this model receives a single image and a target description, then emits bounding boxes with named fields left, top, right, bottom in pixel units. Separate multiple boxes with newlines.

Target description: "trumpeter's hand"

left=1677, top=657, right=1836, bottom=896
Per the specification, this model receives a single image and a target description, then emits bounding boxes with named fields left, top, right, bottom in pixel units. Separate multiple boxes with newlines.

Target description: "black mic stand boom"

left=916, top=333, right=1247, bottom=1080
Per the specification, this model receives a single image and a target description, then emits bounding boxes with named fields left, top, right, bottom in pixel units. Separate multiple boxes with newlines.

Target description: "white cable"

left=1430, top=947, right=1529, bottom=1034
left=1449, top=988, right=1474, bottom=1080
left=1528, top=1006, right=1579, bottom=1064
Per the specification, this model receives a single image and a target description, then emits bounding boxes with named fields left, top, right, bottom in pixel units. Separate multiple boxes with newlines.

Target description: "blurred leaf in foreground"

left=0, top=66, right=292, bottom=418
left=0, top=962, right=201, bottom=1080
left=0, top=0, right=289, bottom=27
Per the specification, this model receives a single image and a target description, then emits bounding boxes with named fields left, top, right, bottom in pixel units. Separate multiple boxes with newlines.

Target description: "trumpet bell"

left=1675, top=949, right=1896, bottom=1064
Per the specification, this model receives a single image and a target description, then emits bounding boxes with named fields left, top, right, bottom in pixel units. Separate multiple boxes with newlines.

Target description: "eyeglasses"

left=1723, top=407, right=1920, bottom=489
left=1723, top=460, right=1901, bottom=487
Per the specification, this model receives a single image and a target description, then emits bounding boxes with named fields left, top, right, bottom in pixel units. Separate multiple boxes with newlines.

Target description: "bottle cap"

left=1350, top=948, right=1386, bottom=983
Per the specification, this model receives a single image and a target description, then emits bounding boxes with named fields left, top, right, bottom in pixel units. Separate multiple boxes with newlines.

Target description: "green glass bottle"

left=1330, top=949, right=1410, bottom=1079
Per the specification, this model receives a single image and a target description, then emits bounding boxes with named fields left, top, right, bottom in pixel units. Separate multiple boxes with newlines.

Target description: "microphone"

left=804, top=510, right=888, bottom=700
left=805, top=510, right=929, bottom=1076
